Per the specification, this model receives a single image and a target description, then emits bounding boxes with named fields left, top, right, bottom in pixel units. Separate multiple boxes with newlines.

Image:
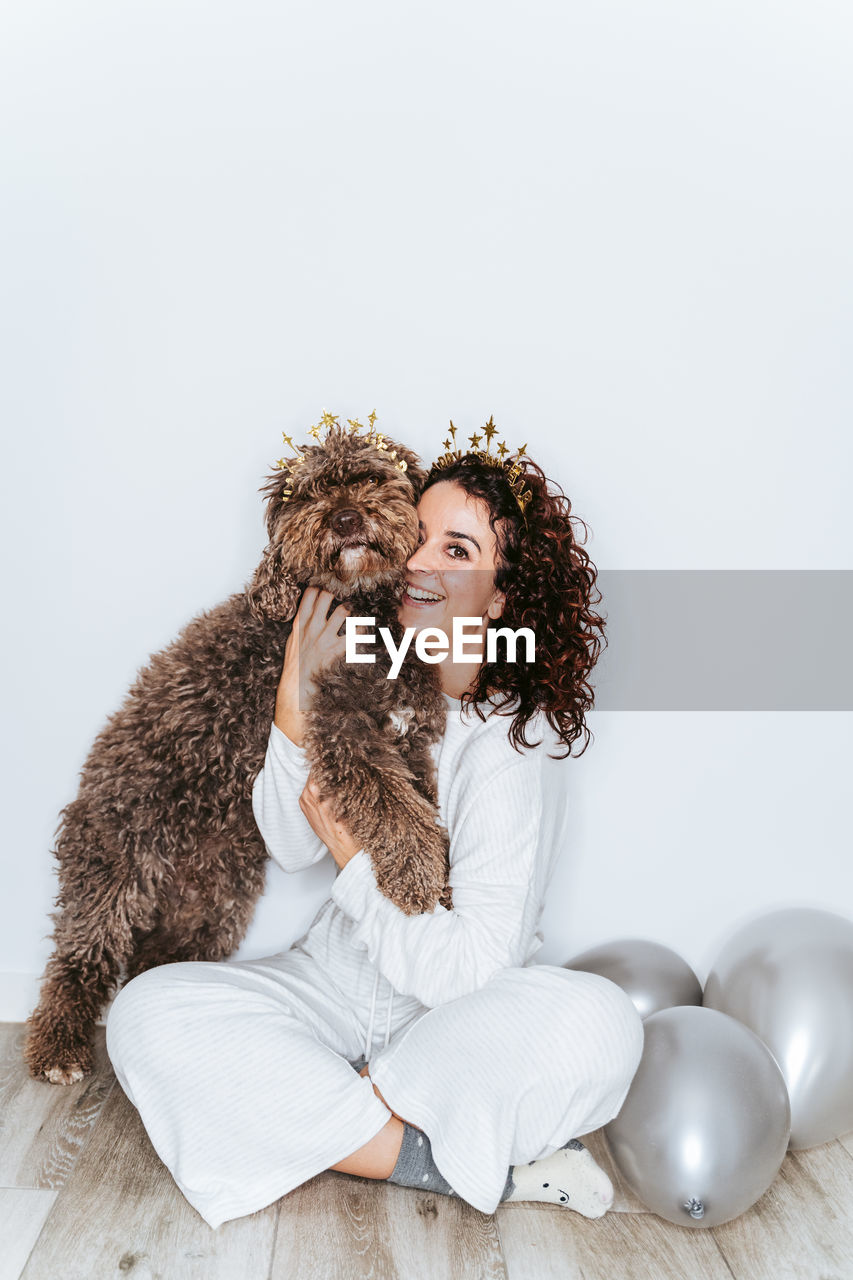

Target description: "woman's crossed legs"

left=106, top=948, right=642, bottom=1227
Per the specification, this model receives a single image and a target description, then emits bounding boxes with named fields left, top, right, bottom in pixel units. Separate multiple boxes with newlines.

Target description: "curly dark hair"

left=420, top=451, right=607, bottom=760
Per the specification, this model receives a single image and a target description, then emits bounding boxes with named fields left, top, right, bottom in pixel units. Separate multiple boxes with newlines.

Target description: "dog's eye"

left=367, top=477, right=378, bottom=486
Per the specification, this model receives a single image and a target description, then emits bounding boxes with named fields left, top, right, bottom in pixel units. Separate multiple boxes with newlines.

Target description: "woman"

left=106, top=443, right=644, bottom=1230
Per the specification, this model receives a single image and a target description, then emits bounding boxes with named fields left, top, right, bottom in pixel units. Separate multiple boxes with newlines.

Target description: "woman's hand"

left=275, top=587, right=352, bottom=747
left=299, top=774, right=363, bottom=870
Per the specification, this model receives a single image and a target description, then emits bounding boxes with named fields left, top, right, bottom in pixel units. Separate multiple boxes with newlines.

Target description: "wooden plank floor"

left=1, top=1021, right=852, bottom=1279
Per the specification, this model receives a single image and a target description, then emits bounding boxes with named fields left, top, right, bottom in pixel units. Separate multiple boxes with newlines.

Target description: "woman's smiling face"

left=399, top=480, right=507, bottom=639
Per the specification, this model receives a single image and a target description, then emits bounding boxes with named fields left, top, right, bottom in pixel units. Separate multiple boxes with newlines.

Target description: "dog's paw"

left=25, top=1018, right=94, bottom=1084
left=400, top=881, right=443, bottom=915
left=371, top=856, right=442, bottom=915
left=44, top=1064, right=87, bottom=1086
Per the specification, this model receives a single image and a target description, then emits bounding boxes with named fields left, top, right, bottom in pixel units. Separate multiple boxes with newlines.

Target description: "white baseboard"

left=0, top=972, right=111, bottom=1026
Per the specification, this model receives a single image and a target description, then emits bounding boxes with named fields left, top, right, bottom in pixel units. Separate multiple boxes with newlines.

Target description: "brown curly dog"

left=26, top=423, right=450, bottom=1085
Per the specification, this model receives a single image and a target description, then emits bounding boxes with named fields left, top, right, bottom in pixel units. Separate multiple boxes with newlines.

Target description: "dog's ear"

left=246, top=468, right=303, bottom=620
left=247, top=543, right=301, bottom=622
left=258, top=467, right=298, bottom=540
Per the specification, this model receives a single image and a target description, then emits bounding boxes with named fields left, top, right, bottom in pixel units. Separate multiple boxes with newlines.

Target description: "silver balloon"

left=565, top=939, right=703, bottom=1019
left=704, top=907, right=853, bottom=1149
left=604, top=1005, right=791, bottom=1228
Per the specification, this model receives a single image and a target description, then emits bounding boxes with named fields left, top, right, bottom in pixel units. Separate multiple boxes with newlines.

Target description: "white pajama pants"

left=106, top=944, right=644, bottom=1228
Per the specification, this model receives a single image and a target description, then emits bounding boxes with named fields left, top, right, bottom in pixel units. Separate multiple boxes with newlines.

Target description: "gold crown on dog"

left=274, top=409, right=408, bottom=503
left=431, top=416, right=534, bottom=518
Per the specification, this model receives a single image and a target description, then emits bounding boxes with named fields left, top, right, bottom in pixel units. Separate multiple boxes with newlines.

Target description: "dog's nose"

left=331, top=508, right=364, bottom=538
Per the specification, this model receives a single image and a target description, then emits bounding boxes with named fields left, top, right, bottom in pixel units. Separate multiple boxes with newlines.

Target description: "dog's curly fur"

left=26, top=425, right=451, bottom=1085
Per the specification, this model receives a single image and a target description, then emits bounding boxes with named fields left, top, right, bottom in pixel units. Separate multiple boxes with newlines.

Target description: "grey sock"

left=388, top=1122, right=456, bottom=1196
left=388, top=1121, right=515, bottom=1203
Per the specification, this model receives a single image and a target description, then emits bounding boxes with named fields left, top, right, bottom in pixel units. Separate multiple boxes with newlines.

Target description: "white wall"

left=1, top=0, right=851, bottom=1020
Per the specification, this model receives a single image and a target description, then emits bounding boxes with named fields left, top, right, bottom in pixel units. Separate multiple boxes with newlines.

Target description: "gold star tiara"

left=273, top=408, right=408, bottom=503
left=431, top=416, right=534, bottom=518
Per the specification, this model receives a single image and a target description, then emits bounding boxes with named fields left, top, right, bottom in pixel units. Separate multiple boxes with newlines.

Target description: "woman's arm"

left=327, top=758, right=545, bottom=1006
left=251, top=585, right=352, bottom=872
left=251, top=722, right=328, bottom=872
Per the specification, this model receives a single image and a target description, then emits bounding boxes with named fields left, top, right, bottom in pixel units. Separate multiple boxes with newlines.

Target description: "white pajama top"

left=251, top=690, right=573, bottom=1059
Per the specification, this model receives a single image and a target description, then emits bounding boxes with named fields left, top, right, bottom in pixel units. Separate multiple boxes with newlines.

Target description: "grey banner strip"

left=592, top=571, right=853, bottom=711
left=294, top=571, right=853, bottom=711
